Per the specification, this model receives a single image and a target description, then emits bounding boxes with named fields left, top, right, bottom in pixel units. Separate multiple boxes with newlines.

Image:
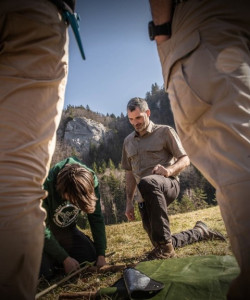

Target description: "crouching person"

left=40, top=157, right=107, bottom=279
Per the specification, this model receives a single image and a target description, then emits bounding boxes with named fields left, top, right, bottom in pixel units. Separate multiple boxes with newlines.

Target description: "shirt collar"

left=134, top=121, right=154, bottom=137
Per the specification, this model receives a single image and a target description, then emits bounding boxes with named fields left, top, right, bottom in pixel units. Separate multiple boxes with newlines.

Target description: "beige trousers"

left=157, top=0, right=250, bottom=299
left=0, top=1, right=68, bottom=299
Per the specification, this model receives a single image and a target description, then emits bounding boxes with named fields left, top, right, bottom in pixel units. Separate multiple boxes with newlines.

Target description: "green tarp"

left=98, top=255, right=239, bottom=300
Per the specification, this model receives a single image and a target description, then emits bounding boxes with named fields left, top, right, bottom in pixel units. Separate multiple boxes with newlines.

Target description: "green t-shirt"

left=43, top=157, right=107, bottom=263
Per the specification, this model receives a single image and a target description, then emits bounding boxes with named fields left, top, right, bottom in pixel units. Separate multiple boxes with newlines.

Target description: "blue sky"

left=65, top=0, right=164, bottom=116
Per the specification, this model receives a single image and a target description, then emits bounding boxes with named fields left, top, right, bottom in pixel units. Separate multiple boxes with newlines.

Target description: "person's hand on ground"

left=63, top=256, right=80, bottom=274
left=96, top=255, right=107, bottom=268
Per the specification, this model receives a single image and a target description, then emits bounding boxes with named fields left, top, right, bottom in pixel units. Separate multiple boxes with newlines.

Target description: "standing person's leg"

left=0, top=1, right=68, bottom=299
left=156, top=1, right=250, bottom=297
left=217, top=184, right=250, bottom=300
left=167, top=35, right=249, bottom=300
left=168, top=56, right=250, bottom=299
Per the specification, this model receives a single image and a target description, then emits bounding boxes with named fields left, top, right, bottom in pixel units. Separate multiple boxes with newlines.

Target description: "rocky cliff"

left=62, top=117, right=111, bottom=156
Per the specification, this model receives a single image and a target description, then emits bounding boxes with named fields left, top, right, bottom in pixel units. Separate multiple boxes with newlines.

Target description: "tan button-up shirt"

left=121, top=121, right=187, bottom=184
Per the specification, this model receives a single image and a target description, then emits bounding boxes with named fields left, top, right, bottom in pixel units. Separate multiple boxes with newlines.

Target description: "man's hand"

left=152, top=164, right=172, bottom=177
left=152, top=156, right=190, bottom=177
left=96, top=255, right=107, bottom=268
left=125, top=202, right=135, bottom=221
left=63, top=256, right=80, bottom=274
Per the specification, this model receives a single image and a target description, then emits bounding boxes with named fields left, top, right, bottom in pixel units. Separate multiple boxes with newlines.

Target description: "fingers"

left=152, top=165, right=158, bottom=174
left=125, top=203, right=135, bottom=221
left=125, top=211, right=135, bottom=221
left=152, top=164, right=161, bottom=174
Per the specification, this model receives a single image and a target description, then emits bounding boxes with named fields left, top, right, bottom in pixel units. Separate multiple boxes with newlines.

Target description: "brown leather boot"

left=146, top=240, right=176, bottom=260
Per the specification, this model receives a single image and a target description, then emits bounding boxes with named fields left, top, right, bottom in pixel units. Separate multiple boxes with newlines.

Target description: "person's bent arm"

left=87, top=187, right=107, bottom=264
left=152, top=155, right=190, bottom=177
left=125, top=171, right=137, bottom=221
left=149, top=0, right=173, bottom=44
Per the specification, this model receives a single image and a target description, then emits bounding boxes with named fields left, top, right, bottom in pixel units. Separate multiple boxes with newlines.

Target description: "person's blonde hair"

left=56, top=164, right=97, bottom=213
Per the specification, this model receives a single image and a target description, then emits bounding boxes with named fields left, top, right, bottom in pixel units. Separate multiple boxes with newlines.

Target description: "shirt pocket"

left=143, top=144, right=167, bottom=166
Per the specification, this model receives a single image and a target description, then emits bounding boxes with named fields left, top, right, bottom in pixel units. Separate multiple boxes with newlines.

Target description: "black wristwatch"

left=148, top=21, right=171, bottom=41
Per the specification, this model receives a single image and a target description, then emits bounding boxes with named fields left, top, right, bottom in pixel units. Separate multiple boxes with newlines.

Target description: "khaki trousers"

left=0, top=0, right=68, bottom=299
left=157, top=0, right=250, bottom=299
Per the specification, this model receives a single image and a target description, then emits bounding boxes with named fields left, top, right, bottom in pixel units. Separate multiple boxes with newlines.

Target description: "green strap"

left=63, top=10, right=86, bottom=60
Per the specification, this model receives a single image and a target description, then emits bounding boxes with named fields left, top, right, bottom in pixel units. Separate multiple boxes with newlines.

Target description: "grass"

left=37, top=206, right=233, bottom=299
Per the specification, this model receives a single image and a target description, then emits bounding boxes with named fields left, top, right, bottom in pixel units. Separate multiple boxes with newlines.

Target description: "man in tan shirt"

left=121, top=97, right=225, bottom=259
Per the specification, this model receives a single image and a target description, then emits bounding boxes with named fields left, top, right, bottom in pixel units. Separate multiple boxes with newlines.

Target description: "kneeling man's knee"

left=138, top=176, right=158, bottom=193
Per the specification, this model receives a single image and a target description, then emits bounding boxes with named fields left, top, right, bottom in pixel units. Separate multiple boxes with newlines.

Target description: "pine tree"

left=108, top=158, right=115, bottom=170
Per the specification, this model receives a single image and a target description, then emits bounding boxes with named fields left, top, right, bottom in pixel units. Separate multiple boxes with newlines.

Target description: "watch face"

left=148, top=21, right=155, bottom=41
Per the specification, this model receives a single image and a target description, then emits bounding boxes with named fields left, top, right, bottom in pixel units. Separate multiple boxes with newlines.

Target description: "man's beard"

left=134, top=122, right=147, bottom=133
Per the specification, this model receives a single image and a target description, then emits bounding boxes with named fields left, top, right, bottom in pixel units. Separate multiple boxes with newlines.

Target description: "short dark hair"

left=56, top=164, right=97, bottom=213
left=127, top=97, right=149, bottom=112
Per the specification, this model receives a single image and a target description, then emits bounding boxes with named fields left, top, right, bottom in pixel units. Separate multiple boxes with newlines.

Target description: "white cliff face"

left=63, top=117, right=110, bottom=154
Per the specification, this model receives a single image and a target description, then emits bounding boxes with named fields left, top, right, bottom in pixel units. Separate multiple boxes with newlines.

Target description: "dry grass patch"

left=37, top=206, right=233, bottom=299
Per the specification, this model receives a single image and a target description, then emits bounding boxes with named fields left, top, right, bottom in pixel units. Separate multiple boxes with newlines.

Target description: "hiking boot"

left=146, top=240, right=176, bottom=260
left=194, top=221, right=226, bottom=241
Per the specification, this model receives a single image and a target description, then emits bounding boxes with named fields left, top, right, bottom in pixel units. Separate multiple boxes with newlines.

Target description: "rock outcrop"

left=63, top=117, right=111, bottom=156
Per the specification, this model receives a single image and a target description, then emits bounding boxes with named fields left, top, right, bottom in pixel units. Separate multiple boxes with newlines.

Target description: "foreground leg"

left=0, top=1, right=68, bottom=298
left=163, top=5, right=250, bottom=297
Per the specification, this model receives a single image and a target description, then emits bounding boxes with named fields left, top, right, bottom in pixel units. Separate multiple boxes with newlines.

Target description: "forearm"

left=153, top=155, right=190, bottom=177
left=88, top=197, right=107, bottom=256
left=149, top=0, right=173, bottom=43
left=167, top=155, right=190, bottom=177
left=125, top=171, right=137, bottom=221
left=125, top=171, right=137, bottom=204
left=149, top=0, right=173, bottom=24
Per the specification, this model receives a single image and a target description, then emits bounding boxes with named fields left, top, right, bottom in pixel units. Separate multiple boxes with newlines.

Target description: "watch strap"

left=155, top=22, right=171, bottom=36
left=148, top=21, right=171, bottom=40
